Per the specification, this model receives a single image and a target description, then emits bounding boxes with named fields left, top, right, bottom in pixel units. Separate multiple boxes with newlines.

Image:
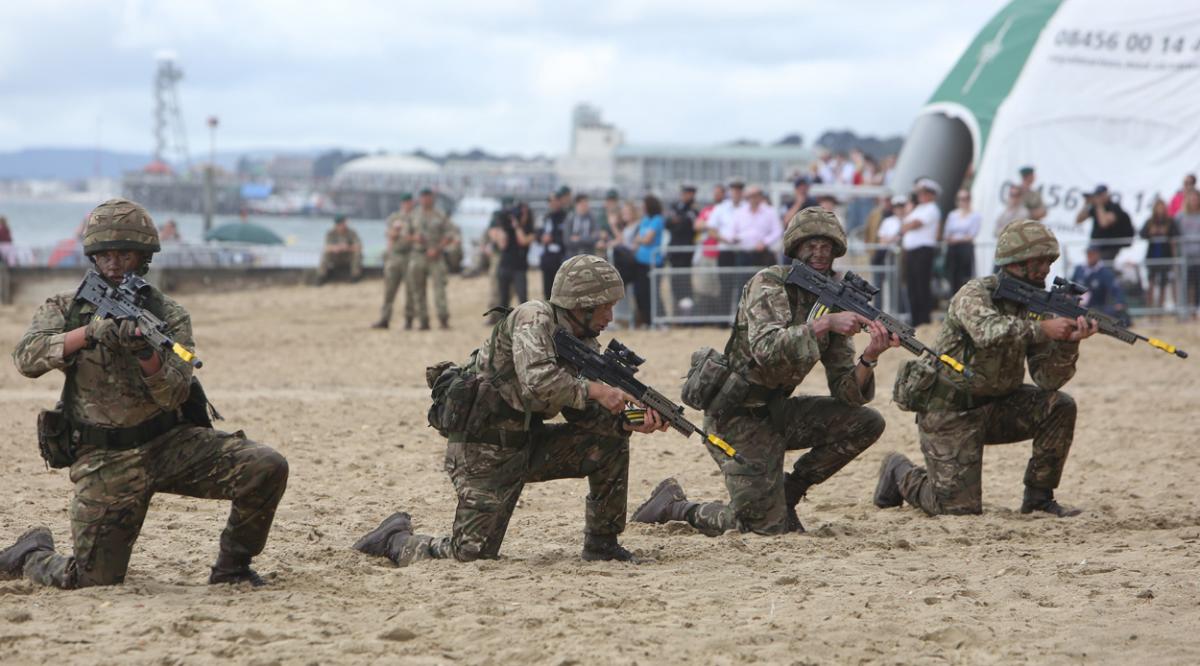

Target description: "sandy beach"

left=1, top=273, right=1197, bottom=665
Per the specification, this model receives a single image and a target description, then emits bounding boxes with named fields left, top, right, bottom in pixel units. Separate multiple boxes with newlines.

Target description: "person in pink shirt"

left=732, top=186, right=783, bottom=268
left=1168, top=173, right=1196, bottom=218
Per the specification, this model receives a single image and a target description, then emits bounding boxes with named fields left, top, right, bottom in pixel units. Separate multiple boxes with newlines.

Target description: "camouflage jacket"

left=385, top=212, right=413, bottom=255
left=324, top=227, right=361, bottom=248
left=13, top=286, right=194, bottom=428
left=476, top=301, right=591, bottom=420
left=727, top=265, right=871, bottom=405
left=934, top=275, right=1079, bottom=397
left=411, top=209, right=457, bottom=253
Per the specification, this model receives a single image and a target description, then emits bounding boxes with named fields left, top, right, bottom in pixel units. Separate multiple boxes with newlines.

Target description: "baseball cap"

left=915, top=177, right=942, bottom=196
left=1019, top=166, right=1035, bottom=176
left=1092, top=184, right=1109, bottom=196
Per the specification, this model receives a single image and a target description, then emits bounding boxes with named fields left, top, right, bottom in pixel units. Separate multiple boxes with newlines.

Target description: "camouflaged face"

left=82, top=198, right=161, bottom=255
left=784, top=207, right=847, bottom=259
left=548, top=255, right=624, bottom=309
left=994, top=219, right=1059, bottom=266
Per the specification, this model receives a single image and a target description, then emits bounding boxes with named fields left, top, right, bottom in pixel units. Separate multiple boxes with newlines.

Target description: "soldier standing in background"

left=316, top=215, right=363, bottom=285
left=405, top=188, right=460, bottom=330
left=371, top=193, right=415, bottom=329
left=632, top=208, right=899, bottom=535
left=0, top=198, right=289, bottom=588
left=666, top=185, right=699, bottom=315
left=352, top=256, right=669, bottom=566
left=877, top=220, right=1098, bottom=517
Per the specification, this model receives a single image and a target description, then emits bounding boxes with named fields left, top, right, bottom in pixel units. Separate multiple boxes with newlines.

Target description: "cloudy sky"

left=1, top=0, right=1008, bottom=156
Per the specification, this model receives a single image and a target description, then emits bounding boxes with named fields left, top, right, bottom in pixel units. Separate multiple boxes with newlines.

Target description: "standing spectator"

left=943, top=188, right=982, bottom=295
left=1072, top=245, right=1129, bottom=325
left=607, top=200, right=641, bottom=328
left=1074, top=184, right=1135, bottom=262
left=708, top=180, right=747, bottom=311
left=159, top=219, right=181, bottom=243
left=666, top=185, right=700, bottom=314
left=1140, top=198, right=1181, bottom=310
left=994, top=186, right=1030, bottom=239
left=1168, top=173, right=1196, bottom=218
left=539, top=189, right=568, bottom=298
left=632, top=195, right=666, bottom=327
left=900, top=178, right=942, bottom=326
left=563, top=193, right=604, bottom=257
left=694, top=185, right=726, bottom=317
left=598, top=189, right=621, bottom=240
left=1177, top=189, right=1200, bottom=314
left=783, top=177, right=819, bottom=224
left=0, top=215, right=11, bottom=243
left=1017, top=166, right=1047, bottom=220
left=871, top=194, right=906, bottom=309
left=316, top=215, right=363, bottom=285
left=732, top=186, right=782, bottom=269
left=490, top=200, right=535, bottom=309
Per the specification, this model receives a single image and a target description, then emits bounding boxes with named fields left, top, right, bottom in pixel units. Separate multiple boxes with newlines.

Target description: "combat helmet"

left=549, top=255, right=624, bottom=309
left=994, top=219, right=1059, bottom=266
left=783, top=207, right=847, bottom=259
left=82, top=198, right=161, bottom=256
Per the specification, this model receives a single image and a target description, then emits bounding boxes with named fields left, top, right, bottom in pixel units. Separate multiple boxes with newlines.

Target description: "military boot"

left=352, top=512, right=412, bottom=558
left=0, top=526, right=54, bottom=579
left=580, top=534, right=638, bottom=563
left=404, top=317, right=413, bottom=330
left=873, top=452, right=914, bottom=509
left=439, top=316, right=450, bottom=330
left=208, top=552, right=266, bottom=587
left=1020, top=487, right=1082, bottom=517
left=420, top=318, right=431, bottom=331
left=630, top=478, right=696, bottom=524
left=370, top=319, right=389, bottom=330
left=783, top=473, right=810, bottom=533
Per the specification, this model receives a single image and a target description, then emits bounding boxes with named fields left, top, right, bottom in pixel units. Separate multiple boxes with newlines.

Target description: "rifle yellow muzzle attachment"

left=705, top=432, right=747, bottom=465
left=171, top=343, right=203, bottom=369
left=937, top=353, right=973, bottom=378
left=1147, top=338, right=1188, bottom=359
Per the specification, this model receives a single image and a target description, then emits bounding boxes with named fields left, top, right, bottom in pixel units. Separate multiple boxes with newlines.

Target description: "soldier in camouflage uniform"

left=632, top=208, right=900, bottom=535
left=0, top=199, right=289, bottom=588
left=404, top=188, right=460, bottom=330
left=316, top=215, right=363, bottom=284
left=371, top=193, right=415, bottom=329
left=353, top=255, right=670, bottom=565
left=874, top=219, right=1098, bottom=517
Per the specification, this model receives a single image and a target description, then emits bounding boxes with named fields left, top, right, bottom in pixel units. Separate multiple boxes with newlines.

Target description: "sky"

left=0, top=0, right=1010, bottom=157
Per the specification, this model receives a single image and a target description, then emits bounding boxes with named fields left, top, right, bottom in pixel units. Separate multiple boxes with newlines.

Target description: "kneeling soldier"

left=875, top=219, right=1098, bottom=516
left=633, top=208, right=899, bottom=534
left=353, top=255, right=668, bottom=565
left=0, top=199, right=289, bottom=588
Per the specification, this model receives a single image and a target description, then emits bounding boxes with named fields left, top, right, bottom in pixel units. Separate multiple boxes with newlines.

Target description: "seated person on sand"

left=352, top=256, right=670, bottom=566
left=317, top=214, right=363, bottom=284
left=875, top=220, right=1099, bottom=518
left=631, top=208, right=899, bottom=535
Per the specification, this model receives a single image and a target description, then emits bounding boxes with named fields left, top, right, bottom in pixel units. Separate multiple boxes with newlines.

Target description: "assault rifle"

left=75, top=270, right=203, bottom=368
left=553, top=329, right=745, bottom=464
left=994, top=273, right=1187, bottom=359
left=785, top=262, right=973, bottom=378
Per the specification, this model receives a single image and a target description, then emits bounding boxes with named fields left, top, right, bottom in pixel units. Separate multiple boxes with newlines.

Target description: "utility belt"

left=449, top=425, right=537, bottom=448
left=74, top=410, right=181, bottom=450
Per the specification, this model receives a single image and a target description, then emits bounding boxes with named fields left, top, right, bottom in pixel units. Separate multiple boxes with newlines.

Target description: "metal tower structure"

left=153, top=51, right=190, bottom=168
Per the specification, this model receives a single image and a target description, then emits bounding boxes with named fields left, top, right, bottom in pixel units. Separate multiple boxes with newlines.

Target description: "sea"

left=0, top=197, right=494, bottom=266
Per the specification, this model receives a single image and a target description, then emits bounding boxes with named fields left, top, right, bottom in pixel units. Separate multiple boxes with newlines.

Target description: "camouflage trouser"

left=23, top=426, right=288, bottom=588
left=379, top=252, right=411, bottom=323
left=405, top=253, right=449, bottom=322
left=897, top=385, right=1076, bottom=515
left=318, top=250, right=363, bottom=280
left=688, top=396, right=885, bottom=536
left=388, top=408, right=629, bottom=564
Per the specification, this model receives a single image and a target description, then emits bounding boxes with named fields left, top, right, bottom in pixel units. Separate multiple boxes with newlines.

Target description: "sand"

left=0, top=274, right=1197, bottom=665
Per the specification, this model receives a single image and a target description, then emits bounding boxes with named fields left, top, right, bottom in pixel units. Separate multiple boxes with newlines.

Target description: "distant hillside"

left=0, top=148, right=152, bottom=180
left=815, top=131, right=904, bottom=159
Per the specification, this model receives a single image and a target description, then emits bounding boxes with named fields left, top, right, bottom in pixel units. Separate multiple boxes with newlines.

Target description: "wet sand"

left=1, top=275, right=1197, bottom=665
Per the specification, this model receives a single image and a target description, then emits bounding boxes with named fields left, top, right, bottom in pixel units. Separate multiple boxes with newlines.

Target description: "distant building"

left=614, top=143, right=813, bottom=196
left=556, top=103, right=624, bottom=192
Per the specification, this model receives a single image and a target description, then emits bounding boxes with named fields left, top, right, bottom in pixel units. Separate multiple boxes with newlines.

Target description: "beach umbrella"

left=204, top=221, right=285, bottom=245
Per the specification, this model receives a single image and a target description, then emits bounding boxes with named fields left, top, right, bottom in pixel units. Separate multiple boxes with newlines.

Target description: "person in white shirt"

left=870, top=194, right=907, bottom=310
left=943, top=189, right=982, bottom=295
left=900, top=178, right=942, bottom=326
left=706, top=180, right=748, bottom=313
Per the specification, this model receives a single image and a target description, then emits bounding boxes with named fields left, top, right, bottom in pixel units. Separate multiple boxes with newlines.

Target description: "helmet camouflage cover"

left=549, top=255, right=624, bottom=309
left=82, top=198, right=161, bottom=256
left=994, top=219, right=1059, bottom=266
left=784, top=207, right=847, bottom=259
